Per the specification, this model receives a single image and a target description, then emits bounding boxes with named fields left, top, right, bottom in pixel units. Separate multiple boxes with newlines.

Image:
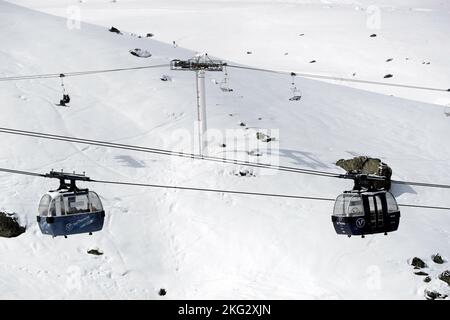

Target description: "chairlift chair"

left=57, top=74, right=71, bottom=107
left=289, top=72, right=302, bottom=101
left=220, top=66, right=234, bottom=92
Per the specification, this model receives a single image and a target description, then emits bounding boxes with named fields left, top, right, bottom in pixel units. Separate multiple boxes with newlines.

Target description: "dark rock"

left=414, top=271, right=429, bottom=276
left=411, top=257, right=427, bottom=269
left=109, top=26, right=122, bottom=34
left=438, top=270, right=450, bottom=286
left=299, top=33, right=305, bottom=36
left=336, top=156, right=392, bottom=191
left=0, top=212, right=25, bottom=238
left=370, top=34, right=377, bottom=37
left=424, top=289, right=448, bottom=300
left=309, top=60, right=317, bottom=63
left=236, top=170, right=255, bottom=177
left=384, top=74, right=393, bottom=79
left=256, top=132, right=273, bottom=142
left=248, top=150, right=262, bottom=157
left=432, top=253, right=445, bottom=264
left=220, top=143, right=226, bottom=148
left=87, top=249, right=103, bottom=256
left=146, top=33, right=154, bottom=38
left=246, top=51, right=252, bottom=55
left=239, top=122, right=246, bottom=127
left=160, top=75, right=171, bottom=82
left=424, top=276, right=432, bottom=283
left=158, top=288, right=167, bottom=296
left=129, top=48, right=152, bottom=58
left=386, top=58, right=393, bottom=62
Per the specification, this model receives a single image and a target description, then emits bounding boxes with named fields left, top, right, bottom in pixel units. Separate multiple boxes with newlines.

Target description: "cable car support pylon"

left=170, top=54, right=225, bottom=157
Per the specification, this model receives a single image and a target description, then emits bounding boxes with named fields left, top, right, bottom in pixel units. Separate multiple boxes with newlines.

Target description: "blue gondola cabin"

left=37, top=190, right=105, bottom=237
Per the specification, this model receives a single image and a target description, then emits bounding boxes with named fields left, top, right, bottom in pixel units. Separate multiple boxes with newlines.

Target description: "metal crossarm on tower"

left=170, top=55, right=225, bottom=72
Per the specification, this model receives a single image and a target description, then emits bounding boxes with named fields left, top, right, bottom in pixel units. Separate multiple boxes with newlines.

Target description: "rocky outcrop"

left=424, top=289, right=447, bottom=300
left=438, top=271, right=450, bottom=286
left=0, top=212, right=25, bottom=238
left=432, top=253, right=445, bottom=264
left=87, top=249, right=103, bottom=256
left=411, top=257, right=427, bottom=269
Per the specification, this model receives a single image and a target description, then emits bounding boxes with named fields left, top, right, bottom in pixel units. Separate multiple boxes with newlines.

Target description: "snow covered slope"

left=0, top=0, right=449, bottom=299
left=7, top=0, right=450, bottom=106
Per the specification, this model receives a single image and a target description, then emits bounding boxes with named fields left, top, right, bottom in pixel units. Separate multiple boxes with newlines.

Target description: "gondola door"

left=365, top=193, right=389, bottom=234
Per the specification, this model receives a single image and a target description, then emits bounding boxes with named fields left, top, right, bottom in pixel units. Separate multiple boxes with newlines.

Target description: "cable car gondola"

left=37, top=171, right=105, bottom=238
left=332, top=174, right=400, bottom=238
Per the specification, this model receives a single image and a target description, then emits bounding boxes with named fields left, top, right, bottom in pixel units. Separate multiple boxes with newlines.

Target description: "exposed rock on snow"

left=129, top=48, right=152, bottom=58
left=109, top=26, right=122, bottom=34
left=87, top=249, right=104, bottom=256
left=0, top=212, right=25, bottom=238
left=438, top=271, right=450, bottom=286
left=256, top=132, right=274, bottom=143
left=432, top=254, right=445, bottom=264
left=411, top=257, right=427, bottom=269
left=336, top=156, right=392, bottom=190
left=248, top=150, right=263, bottom=157
left=158, top=288, right=167, bottom=296
left=424, top=289, right=447, bottom=300
left=160, top=74, right=172, bottom=82
left=235, top=169, right=255, bottom=177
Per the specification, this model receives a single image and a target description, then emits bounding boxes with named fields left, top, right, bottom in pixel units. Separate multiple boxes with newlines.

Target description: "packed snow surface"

left=0, top=0, right=449, bottom=299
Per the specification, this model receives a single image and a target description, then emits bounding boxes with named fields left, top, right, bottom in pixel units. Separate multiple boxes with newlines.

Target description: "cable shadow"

left=275, top=149, right=332, bottom=169
left=391, top=183, right=417, bottom=197
left=114, top=155, right=146, bottom=168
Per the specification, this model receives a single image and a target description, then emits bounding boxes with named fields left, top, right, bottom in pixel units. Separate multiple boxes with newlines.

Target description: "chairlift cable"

left=0, top=127, right=450, bottom=190
left=0, top=64, right=170, bottom=82
left=0, top=166, right=449, bottom=211
left=226, top=64, right=450, bottom=93
left=0, top=127, right=340, bottom=178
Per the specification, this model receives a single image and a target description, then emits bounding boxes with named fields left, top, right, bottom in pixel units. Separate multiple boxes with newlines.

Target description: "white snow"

left=7, top=0, right=450, bottom=105
left=0, top=0, right=449, bottom=299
